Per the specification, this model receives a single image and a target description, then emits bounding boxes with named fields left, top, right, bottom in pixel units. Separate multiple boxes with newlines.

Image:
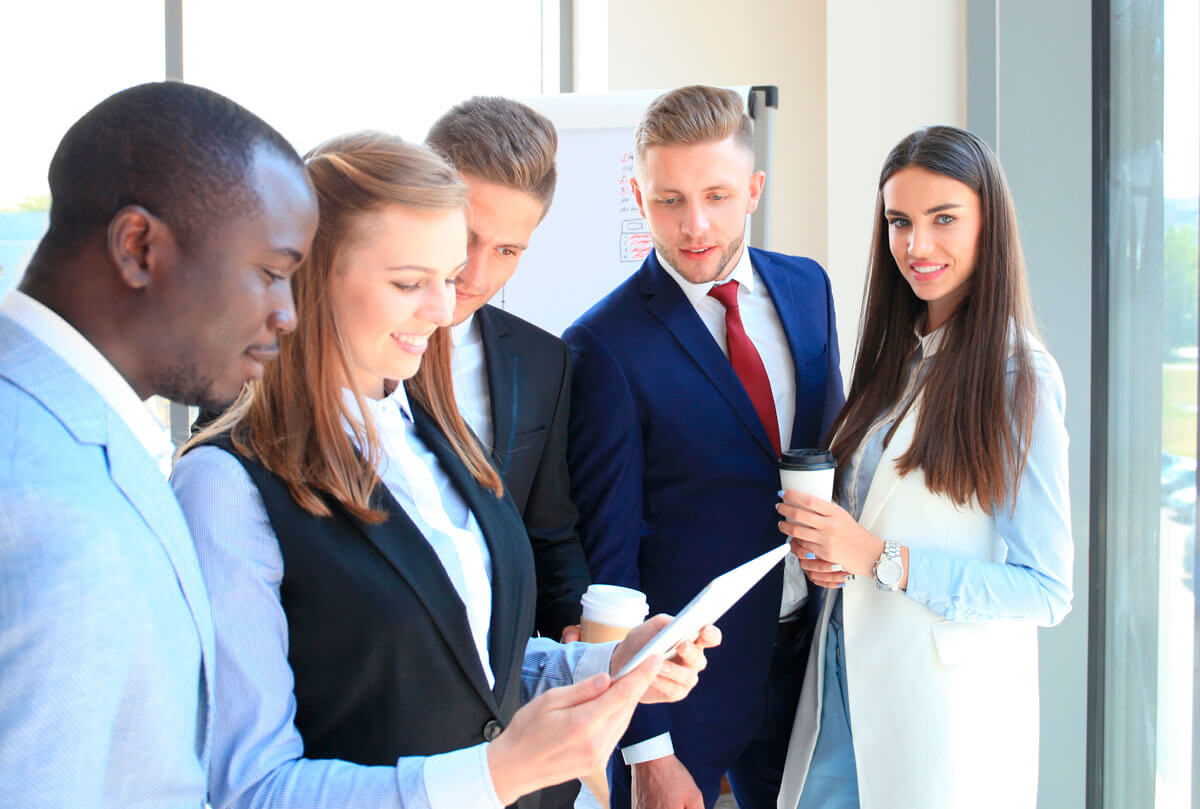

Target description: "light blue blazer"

left=0, top=313, right=214, bottom=808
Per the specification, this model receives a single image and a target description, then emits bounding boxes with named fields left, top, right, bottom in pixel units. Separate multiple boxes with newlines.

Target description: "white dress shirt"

left=450, top=313, right=494, bottom=453
left=0, top=290, right=173, bottom=475
left=342, top=384, right=496, bottom=688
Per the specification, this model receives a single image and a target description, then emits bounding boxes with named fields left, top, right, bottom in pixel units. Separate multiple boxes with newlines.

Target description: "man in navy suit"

left=565, top=86, right=845, bottom=809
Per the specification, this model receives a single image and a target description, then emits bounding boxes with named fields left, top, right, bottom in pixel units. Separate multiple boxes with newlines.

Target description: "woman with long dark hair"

left=171, top=132, right=716, bottom=809
left=775, top=126, right=1073, bottom=809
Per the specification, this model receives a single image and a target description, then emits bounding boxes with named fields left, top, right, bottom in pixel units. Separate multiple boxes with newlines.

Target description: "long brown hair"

left=189, top=131, right=502, bottom=522
left=827, top=126, right=1037, bottom=515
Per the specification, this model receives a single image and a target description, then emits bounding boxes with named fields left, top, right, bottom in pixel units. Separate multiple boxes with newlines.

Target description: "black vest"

left=207, top=403, right=537, bottom=801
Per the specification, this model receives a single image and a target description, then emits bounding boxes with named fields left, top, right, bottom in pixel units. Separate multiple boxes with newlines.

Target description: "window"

left=1096, top=0, right=1199, bottom=805
left=0, top=4, right=165, bottom=297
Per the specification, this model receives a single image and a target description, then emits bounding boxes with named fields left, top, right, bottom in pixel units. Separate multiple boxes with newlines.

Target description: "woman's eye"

left=392, top=282, right=420, bottom=292
left=888, top=218, right=910, bottom=229
left=935, top=213, right=956, bottom=225
left=262, top=268, right=286, bottom=283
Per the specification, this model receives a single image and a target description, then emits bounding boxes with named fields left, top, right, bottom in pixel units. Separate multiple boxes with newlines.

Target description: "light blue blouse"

left=839, top=328, right=1073, bottom=626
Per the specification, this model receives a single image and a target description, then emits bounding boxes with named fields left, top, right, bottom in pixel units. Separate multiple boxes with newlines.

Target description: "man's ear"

left=630, top=175, right=649, bottom=220
left=745, top=171, right=767, bottom=215
left=106, top=205, right=176, bottom=290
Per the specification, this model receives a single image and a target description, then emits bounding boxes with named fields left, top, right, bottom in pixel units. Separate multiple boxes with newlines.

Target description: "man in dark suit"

left=565, top=86, right=845, bottom=809
left=426, top=97, right=591, bottom=642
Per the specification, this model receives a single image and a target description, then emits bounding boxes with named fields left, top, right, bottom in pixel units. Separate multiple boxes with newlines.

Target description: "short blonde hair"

left=426, top=96, right=558, bottom=213
left=634, top=85, right=754, bottom=159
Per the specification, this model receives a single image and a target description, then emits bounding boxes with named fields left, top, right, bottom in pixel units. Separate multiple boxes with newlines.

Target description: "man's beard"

left=658, top=231, right=745, bottom=285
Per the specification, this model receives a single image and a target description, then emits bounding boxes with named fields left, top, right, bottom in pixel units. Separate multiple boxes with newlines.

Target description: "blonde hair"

left=634, top=85, right=754, bottom=160
left=189, top=131, right=502, bottom=522
left=426, top=96, right=558, bottom=214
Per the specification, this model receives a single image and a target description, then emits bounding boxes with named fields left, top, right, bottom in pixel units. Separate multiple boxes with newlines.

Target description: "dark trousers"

left=609, top=595, right=820, bottom=809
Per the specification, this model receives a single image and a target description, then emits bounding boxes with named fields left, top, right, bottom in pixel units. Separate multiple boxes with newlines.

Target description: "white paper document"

left=614, top=542, right=792, bottom=678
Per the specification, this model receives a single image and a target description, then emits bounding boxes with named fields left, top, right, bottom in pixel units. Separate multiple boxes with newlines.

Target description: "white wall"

left=824, top=2, right=967, bottom=377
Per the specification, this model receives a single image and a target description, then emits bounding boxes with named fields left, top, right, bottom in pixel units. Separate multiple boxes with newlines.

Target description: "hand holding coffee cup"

left=777, top=449, right=847, bottom=589
left=577, top=584, right=649, bottom=809
left=777, top=449, right=891, bottom=588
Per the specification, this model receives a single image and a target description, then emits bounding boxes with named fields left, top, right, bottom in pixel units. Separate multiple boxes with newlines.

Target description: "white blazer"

left=777, top=401, right=1040, bottom=809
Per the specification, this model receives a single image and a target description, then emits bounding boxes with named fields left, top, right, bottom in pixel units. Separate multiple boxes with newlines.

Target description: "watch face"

left=877, top=557, right=903, bottom=587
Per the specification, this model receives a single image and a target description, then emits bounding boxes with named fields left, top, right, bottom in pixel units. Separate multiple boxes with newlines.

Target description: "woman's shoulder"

left=1006, top=331, right=1066, bottom=411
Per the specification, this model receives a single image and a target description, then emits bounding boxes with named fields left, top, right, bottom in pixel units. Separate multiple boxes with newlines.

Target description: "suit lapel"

left=858, top=401, right=920, bottom=532
left=477, top=306, right=517, bottom=474
left=348, top=473, right=502, bottom=712
left=752, top=250, right=810, bottom=448
left=410, top=403, right=524, bottom=702
left=104, top=414, right=217, bottom=759
left=641, top=253, right=777, bottom=459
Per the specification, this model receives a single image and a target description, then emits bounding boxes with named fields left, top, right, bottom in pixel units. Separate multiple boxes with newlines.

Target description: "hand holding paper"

left=613, top=542, right=792, bottom=679
left=610, top=616, right=721, bottom=703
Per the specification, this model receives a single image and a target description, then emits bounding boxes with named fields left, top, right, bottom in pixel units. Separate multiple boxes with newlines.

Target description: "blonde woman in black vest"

left=172, top=132, right=717, bottom=809
left=775, top=126, right=1072, bottom=809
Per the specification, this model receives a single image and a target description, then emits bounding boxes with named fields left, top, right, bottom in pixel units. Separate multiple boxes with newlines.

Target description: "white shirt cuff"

left=620, top=732, right=674, bottom=765
left=423, top=742, right=503, bottom=809
left=574, top=640, right=618, bottom=682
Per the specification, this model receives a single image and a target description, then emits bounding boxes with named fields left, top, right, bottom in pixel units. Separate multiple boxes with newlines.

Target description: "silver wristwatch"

left=873, top=540, right=903, bottom=591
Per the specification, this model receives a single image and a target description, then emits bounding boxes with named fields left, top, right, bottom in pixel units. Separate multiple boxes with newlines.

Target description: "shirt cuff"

left=620, top=732, right=674, bottom=765
left=423, top=742, right=503, bottom=809
left=574, top=640, right=618, bottom=682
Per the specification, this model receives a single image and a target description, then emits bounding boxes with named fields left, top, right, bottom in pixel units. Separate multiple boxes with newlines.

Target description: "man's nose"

left=682, top=203, right=709, bottom=236
left=268, top=285, right=298, bottom=334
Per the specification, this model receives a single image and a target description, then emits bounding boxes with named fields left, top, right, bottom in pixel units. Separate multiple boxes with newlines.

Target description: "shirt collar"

left=1, top=290, right=173, bottom=467
left=450, top=313, right=479, bottom=348
left=341, top=380, right=414, bottom=428
left=657, top=240, right=756, bottom=307
left=914, top=320, right=946, bottom=358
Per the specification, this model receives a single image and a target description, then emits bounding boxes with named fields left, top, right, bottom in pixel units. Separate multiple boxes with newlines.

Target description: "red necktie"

left=707, top=280, right=781, bottom=457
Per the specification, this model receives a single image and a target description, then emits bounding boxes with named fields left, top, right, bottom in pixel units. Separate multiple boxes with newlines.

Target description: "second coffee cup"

left=579, top=584, right=649, bottom=643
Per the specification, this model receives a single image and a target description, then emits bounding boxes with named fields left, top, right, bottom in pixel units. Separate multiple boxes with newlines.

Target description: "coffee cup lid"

left=581, top=584, right=649, bottom=627
left=779, top=448, right=836, bottom=471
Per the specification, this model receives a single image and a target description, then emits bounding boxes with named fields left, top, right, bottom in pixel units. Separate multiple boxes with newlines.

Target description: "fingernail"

left=830, top=563, right=843, bottom=571
left=805, top=552, right=816, bottom=560
left=777, top=489, right=786, bottom=498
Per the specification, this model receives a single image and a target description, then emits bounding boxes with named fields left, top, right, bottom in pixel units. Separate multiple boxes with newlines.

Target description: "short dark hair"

left=425, top=96, right=558, bottom=213
left=30, top=81, right=302, bottom=267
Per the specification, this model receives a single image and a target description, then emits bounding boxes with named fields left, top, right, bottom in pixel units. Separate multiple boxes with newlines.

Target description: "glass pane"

left=182, top=0, right=544, bottom=152
left=1104, top=0, right=1199, bottom=805
left=1157, top=0, right=1198, bottom=804
left=0, top=4, right=164, bottom=297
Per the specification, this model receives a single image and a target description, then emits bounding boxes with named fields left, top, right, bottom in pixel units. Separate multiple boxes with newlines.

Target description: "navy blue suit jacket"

left=564, top=247, right=843, bottom=749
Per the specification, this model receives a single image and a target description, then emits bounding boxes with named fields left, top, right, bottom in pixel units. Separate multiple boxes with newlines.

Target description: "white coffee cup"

left=579, top=584, right=649, bottom=643
left=779, top=448, right=836, bottom=500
